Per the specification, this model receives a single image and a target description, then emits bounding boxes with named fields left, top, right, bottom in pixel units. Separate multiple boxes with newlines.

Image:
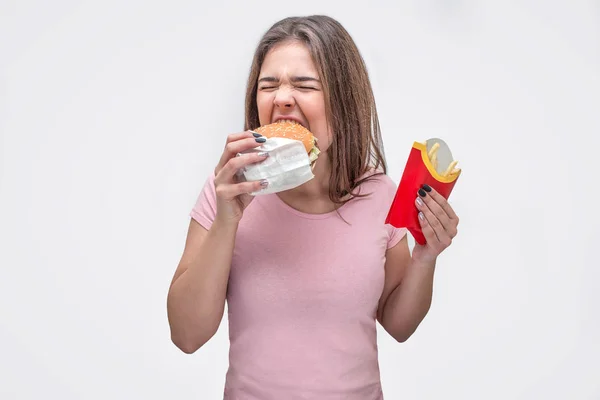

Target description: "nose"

left=273, top=87, right=295, bottom=108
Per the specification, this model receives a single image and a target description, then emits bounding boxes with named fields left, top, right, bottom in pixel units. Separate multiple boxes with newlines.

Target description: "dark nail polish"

left=422, top=184, right=432, bottom=192
left=252, top=132, right=262, bottom=138
left=418, top=188, right=426, bottom=197
left=255, top=137, right=266, bottom=143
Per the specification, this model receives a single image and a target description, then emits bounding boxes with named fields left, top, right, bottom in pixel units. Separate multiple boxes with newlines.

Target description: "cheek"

left=315, top=131, right=332, bottom=153
left=310, top=124, right=332, bottom=153
left=256, top=94, right=273, bottom=124
left=304, top=104, right=331, bottom=150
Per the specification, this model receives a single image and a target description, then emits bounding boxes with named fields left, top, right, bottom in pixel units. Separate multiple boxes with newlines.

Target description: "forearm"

left=381, top=258, right=436, bottom=342
left=167, top=219, right=238, bottom=351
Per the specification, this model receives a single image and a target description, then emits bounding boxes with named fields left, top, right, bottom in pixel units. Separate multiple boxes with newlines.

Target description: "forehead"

left=260, top=41, right=319, bottom=77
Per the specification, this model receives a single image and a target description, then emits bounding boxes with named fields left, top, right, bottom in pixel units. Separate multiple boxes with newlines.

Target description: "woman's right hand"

left=213, top=131, right=269, bottom=225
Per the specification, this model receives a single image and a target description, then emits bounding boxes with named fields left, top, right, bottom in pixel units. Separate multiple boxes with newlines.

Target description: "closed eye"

left=259, top=86, right=316, bottom=91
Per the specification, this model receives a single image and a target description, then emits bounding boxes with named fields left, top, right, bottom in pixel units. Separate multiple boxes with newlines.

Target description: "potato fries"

left=427, top=142, right=440, bottom=159
left=443, top=160, right=458, bottom=177
left=427, top=141, right=460, bottom=178
left=428, top=142, right=440, bottom=171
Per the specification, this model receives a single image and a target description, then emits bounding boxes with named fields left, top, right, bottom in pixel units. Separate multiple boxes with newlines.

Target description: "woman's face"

left=256, top=41, right=331, bottom=152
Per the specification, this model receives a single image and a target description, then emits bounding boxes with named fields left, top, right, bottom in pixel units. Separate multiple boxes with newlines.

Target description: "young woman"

left=167, top=15, right=460, bottom=399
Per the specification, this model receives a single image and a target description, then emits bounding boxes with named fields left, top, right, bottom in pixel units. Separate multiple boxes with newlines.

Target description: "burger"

left=253, top=120, right=320, bottom=166
left=238, top=120, right=320, bottom=195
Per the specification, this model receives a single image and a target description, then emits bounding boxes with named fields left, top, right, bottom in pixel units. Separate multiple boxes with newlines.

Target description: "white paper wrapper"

left=237, top=137, right=315, bottom=195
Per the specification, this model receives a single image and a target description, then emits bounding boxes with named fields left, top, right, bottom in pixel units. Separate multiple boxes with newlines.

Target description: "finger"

left=418, top=207, right=453, bottom=249
left=215, top=132, right=254, bottom=174
left=217, top=136, right=267, bottom=172
left=417, top=210, right=440, bottom=245
left=417, top=199, right=443, bottom=241
left=420, top=210, right=452, bottom=250
left=416, top=191, right=458, bottom=242
left=416, top=188, right=453, bottom=235
left=216, top=180, right=269, bottom=200
left=217, top=151, right=270, bottom=182
left=422, top=184, right=459, bottom=222
left=225, top=131, right=257, bottom=144
left=223, top=136, right=266, bottom=159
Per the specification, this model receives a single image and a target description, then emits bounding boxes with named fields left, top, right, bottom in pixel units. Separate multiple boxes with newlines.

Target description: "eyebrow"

left=258, top=76, right=321, bottom=83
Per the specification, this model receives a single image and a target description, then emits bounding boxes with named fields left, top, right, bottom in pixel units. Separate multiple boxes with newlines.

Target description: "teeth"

left=276, top=119, right=297, bottom=124
left=274, top=119, right=307, bottom=129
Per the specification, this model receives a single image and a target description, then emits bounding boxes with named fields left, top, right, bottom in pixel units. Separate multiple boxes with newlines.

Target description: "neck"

left=281, top=153, right=332, bottom=201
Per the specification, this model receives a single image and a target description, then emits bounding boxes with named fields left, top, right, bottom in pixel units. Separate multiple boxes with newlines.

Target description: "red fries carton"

left=385, top=138, right=461, bottom=245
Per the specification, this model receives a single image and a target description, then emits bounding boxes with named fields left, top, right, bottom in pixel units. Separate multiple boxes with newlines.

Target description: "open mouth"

left=253, top=119, right=320, bottom=168
left=273, top=118, right=308, bottom=130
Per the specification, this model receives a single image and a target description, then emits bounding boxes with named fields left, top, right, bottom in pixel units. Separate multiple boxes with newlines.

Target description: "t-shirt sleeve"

left=387, top=224, right=407, bottom=249
left=380, top=173, right=408, bottom=249
left=189, top=172, right=217, bottom=230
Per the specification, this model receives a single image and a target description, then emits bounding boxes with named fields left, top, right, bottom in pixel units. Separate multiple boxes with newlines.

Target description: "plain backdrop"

left=1, top=1, right=599, bottom=399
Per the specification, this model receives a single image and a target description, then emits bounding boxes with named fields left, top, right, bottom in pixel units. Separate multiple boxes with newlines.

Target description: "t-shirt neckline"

left=266, top=192, right=346, bottom=220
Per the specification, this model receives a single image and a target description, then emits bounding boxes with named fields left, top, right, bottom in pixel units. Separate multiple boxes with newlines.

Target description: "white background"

left=1, top=1, right=599, bottom=399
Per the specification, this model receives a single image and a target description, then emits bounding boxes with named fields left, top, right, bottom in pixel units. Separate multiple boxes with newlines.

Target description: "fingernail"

left=416, top=197, right=424, bottom=206
left=422, top=184, right=432, bottom=192
left=260, top=179, right=269, bottom=187
left=258, top=152, right=269, bottom=157
left=419, top=212, right=425, bottom=220
left=252, top=132, right=262, bottom=138
left=418, top=188, right=426, bottom=197
left=255, top=137, right=266, bottom=143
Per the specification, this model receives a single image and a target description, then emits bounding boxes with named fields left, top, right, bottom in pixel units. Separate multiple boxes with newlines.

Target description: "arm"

left=377, top=236, right=436, bottom=342
left=167, top=218, right=238, bottom=353
left=167, top=131, right=269, bottom=354
left=377, top=183, right=459, bottom=342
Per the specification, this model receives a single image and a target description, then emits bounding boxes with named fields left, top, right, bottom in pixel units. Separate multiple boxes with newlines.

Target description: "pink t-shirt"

left=190, top=171, right=407, bottom=400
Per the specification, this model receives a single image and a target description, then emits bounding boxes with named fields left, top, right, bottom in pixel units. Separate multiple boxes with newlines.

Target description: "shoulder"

left=355, top=168, right=398, bottom=199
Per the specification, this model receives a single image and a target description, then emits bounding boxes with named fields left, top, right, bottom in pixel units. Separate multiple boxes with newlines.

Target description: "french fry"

left=426, top=141, right=460, bottom=179
left=448, top=168, right=460, bottom=178
left=427, top=142, right=440, bottom=159
left=427, top=142, right=440, bottom=171
left=443, top=160, right=458, bottom=177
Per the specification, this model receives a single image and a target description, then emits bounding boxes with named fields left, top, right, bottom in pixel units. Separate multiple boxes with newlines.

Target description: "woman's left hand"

left=412, top=184, right=459, bottom=264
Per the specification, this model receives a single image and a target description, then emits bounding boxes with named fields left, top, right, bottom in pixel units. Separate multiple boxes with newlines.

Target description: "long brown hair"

left=244, top=15, right=387, bottom=205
